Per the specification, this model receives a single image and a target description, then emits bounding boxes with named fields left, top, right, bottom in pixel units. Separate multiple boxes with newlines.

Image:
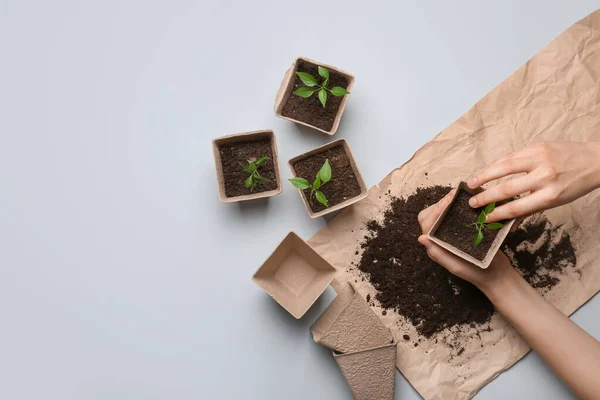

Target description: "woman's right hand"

left=466, top=141, right=600, bottom=223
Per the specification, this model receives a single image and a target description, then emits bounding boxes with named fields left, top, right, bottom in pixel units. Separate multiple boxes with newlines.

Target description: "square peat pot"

left=427, top=181, right=516, bottom=269
left=288, top=139, right=368, bottom=219
left=274, top=57, right=355, bottom=135
left=252, top=231, right=336, bottom=319
left=212, top=130, right=282, bottom=202
left=334, top=342, right=397, bottom=400
left=311, top=283, right=393, bottom=353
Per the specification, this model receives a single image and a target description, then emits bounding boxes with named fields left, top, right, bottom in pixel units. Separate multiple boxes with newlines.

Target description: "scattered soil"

left=281, top=59, right=350, bottom=132
left=357, top=185, right=577, bottom=339
left=403, top=334, right=410, bottom=341
left=358, top=186, right=493, bottom=338
left=502, top=215, right=577, bottom=290
left=434, top=190, right=504, bottom=261
left=218, top=139, right=277, bottom=197
left=291, top=145, right=361, bottom=213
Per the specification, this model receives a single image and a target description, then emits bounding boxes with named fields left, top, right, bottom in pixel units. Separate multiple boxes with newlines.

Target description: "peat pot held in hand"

left=334, top=342, right=397, bottom=400
left=427, top=181, right=516, bottom=269
left=274, top=57, right=355, bottom=135
left=212, top=130, right=282, bottom=202
left=252, top=232, right=336, bottom=319
left=288, top=139, right=368, bottom=218
left=311, top=283, right=393, bottom=353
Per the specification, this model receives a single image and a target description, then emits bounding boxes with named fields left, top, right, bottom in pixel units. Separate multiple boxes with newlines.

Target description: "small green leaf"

left=240, top=163, right=252, bottom=174
left=462, top=223, right=473, bottom=228
left=477, top=210, right=487, bottom=224
left=294, top=87, right=315, bottom=98
left=313, top=174, right=321, bottom=190
left=487, top=222, right=504, bottom=230
left=289, top=178, right=311, bottom=190
left=295, top=72, right=317, bottom=87
left=315, top=190, right=329, bottom=207
left=322, top=77, right=329, bottom=88
left=318, top=88, right=327, bottom=107
left=330, top=86, right=350, bottom=96
left=255, top=156, right=271, bottom=165
left=245, top=175, right=253, bottom=189
left=253, top=174, right=269, bottom=184
left=473, top=230, right=484, bottom=248
left=484, top=202, right=496, bottom=215
left=319, top=159, right=332, bottom=184
left=318, top=66, right=329, bottom=80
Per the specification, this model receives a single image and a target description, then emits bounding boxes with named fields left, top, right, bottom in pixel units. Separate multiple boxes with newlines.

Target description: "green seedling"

left=463, top=202, right=504, bottom=248
left=289, top=159, right=332, bottom=208
left=240, top=156, right=271, bottom=192
left=293, top=66, right=350, bottom=108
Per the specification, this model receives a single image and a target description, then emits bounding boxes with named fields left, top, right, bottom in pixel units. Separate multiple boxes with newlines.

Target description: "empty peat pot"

left=288, top=139, right=368, bottom=218
left=274, top=56, right=355, bottom=135
left=212, top=130, right=282, bottom=202
left=252, top=232, right=336, bottom=319
left=311, top=283, right=393, bottom=353
left=334, top=342, right=397, bottom=400
left=427, top=181, right=516, bottom=269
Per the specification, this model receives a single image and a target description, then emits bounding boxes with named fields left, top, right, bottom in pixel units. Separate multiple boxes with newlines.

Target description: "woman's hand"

left=417, top=186, right=600, bottom=400
left=416, top=189, right=517, bottom=295
left=467, top=141, right=600, bottom=223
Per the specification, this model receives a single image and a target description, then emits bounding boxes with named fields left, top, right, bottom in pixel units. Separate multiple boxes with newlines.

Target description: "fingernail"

left=468, top=176, right=478, bottom=188
left=469, top=197, right=478, bottom=207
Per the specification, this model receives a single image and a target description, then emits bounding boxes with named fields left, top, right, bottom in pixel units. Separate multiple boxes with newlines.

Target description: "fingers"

left=418, top=235, right=473, bottom=277
left=485, top=192, right=547, bottom=222
left=468, top=153, right=533, bottom=189
left=417, top=189, right=456, bottom=233
left=468, top=174, right=537, bottom=208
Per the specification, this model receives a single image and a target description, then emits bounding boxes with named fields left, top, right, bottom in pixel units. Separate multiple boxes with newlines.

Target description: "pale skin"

left=417, top=141, right=600, bottom=399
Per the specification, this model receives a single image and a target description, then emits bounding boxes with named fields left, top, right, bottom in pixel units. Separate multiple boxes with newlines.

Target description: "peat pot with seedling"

left=428, top=182, right=515, bottom=269
left=288, top=139, right=368, bottom=218
left=212, top=130, right=282, bottom=202
left=274, top=57, right=355, bottom=135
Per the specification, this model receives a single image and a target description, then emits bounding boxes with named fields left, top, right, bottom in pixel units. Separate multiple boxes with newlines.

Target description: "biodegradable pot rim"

left=252, top=231, right=337, bottom=319
left=274, top=56, right=355, bottom=136
left=288, top=138, right=368, bottom=218
left=427, top=182, right=516, bottom=269
left=333, top=342, right=397, bottom=400
left=212, top=129, right=282, bottom=203
left=311, top=282, right=394, bottom=353
left=333, top=341, right=397, bottom=358
left=311, top=283, right=356, bottom=343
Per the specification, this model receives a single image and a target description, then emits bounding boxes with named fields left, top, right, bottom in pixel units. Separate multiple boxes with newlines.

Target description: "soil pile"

left=502, top=215, right=577, bottom=290
left=357, top=185, right=577, bottom=338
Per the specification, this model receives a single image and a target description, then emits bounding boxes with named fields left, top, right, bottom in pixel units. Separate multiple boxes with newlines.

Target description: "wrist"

left=478, top=265, right=522, bottom=305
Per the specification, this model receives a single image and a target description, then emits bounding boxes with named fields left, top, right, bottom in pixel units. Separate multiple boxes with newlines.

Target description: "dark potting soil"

left=218, top=139, right=277, bottom=197
left=357, top=185, right=577, bottom=338
left=291, top=145, right=361, bottom=213
left=281, top=59, right=350, bottom=132
left=434, top=190, right=503, bottom=261
left=502, top=215, right=577, bottom=290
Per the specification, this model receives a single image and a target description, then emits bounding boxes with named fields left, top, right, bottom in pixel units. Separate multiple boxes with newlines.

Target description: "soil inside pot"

left=292, top=145, right=361, bottom=213
left=281, top=59, right=350, bottom=132
left=434, top=189, right=505, bottom=261
left=218, top=139, right=277, bottom=197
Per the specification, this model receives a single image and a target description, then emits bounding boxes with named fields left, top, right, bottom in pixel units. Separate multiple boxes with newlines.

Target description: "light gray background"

left=1, top=1, right=600, bottom=399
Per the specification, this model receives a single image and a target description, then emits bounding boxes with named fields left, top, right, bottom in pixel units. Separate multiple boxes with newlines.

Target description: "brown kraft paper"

left=308, top=9, right=600, bottom=400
